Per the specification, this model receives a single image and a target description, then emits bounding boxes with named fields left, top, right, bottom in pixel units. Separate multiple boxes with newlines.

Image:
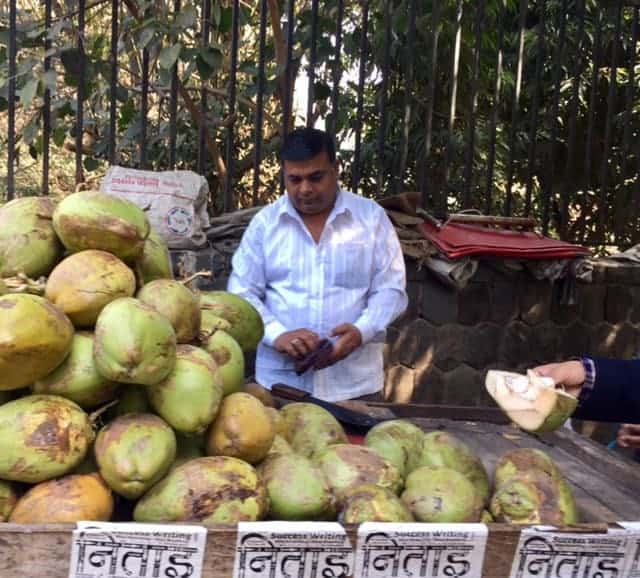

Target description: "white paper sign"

left=68, top=521, right=207, bottom=578
left=508, top=526, right=632, bottom=578
left=233, top=521, right=354, bottom=578
left=354, top=523, right=488, bottom=578
left=618, top=522, right=640, bottom=578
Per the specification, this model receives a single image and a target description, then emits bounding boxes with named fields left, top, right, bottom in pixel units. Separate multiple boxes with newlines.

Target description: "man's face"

left=283, top=151, right=339, bottom=216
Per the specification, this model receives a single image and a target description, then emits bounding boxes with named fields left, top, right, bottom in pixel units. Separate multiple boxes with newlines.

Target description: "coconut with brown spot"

left=33, top=332, right=120, bottom=408
left=259, top=453, right=335, bottom=520
left=52, top=191, right=150, bottom=262
left=137, top=279, right=201, bottom=343
left=205, top=392, right=275, bottom=464
left=134, top=456, right=268, bottom=524
left=45, top=250, right=136, bottom=328
left=95, top=413, right=176, bottom=499
left=493, top=447, right=563, bottom=489
left=401, top=467, right=483, bottom=523
left=0, top=394, right=93, bottom=483
left=313, top=444, right=403, bottom=505
left=364, top=419, right=424, bottom=478
left=340, top=483, right=415, bottom=524
left=0, top=196, right=63, bottom=278
left=200, top=328, right=244, bottom=396
left=0, top=481, right=18, bottom=521
left=147, top=345, right=224, bottom=435
left=280, top=402, right=348, bottom=459
left=93, top=297, right=177, bottom=386
left=0, top=294, right=74, bottom=391
left=9, top=473, right=113, bottom=523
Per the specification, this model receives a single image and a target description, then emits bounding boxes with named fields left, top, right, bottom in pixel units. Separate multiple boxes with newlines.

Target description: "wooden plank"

left=0, top=523, right=615, bottom=578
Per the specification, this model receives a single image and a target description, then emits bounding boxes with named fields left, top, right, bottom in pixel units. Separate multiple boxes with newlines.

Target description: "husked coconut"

left=485, top=369, right=578, bottom=433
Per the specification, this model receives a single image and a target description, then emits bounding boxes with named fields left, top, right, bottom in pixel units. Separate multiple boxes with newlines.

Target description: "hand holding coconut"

left=532, top=361, right=585, bottom=398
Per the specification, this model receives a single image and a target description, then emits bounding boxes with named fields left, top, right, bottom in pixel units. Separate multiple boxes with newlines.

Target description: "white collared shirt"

left=227, top=188, right=408, bottom=401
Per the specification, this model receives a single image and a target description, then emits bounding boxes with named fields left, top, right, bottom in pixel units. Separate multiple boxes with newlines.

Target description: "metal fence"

left=2, top=0, right=640, bottom=247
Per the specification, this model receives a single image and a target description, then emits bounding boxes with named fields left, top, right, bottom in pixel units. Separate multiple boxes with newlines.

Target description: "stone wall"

left=384, top=258, right=640, bottom=406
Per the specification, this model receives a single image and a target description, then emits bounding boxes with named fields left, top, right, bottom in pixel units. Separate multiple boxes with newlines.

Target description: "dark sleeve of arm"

left=572, top=357, right=640, bottom=423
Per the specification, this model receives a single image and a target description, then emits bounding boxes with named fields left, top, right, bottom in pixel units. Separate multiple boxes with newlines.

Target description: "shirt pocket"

left=331, top=241, right=371, bottom=289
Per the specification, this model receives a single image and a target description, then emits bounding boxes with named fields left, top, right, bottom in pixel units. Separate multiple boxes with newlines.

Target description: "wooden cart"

left=1, top=405, right=639, bottom=578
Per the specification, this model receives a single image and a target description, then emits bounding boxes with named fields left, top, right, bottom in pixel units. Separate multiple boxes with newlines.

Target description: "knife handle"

left=271, top=383, right=310, bottom=401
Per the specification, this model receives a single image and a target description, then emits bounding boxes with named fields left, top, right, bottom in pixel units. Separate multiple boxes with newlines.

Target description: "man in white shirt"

left=227, top=128, right=408, bottom=402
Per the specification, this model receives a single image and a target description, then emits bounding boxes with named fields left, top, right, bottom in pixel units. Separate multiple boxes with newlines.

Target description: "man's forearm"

left=354, top=287, right=408, bottom=344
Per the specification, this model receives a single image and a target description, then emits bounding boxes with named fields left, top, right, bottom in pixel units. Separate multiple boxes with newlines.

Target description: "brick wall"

left=384, top=258, right=640, bottom=406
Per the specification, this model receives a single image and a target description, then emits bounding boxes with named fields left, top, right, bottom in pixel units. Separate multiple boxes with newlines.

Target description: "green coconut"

left=314, top=444, right=403, bottom=504
left=259, top=453, right=335, bottom=521
left=0, top=394, right=93, bottom=483
left=0, top=294, right=74, bottom=391
left=402, top=467, right=483, bottom=523
left=410, top=431, right=490, bottom=508
left=489, top=470, right=578, bottom=525
left=52, top=191, right=150, bottom=262
left=147, top=345, right=223, bottom=435
left=265, top=434, right=294, bottom=457
left=0, top=196, right=63, bottom=278
left=201, top=329, right=245, bottom=396
left=200, top=310, right=232, bottom=335
left=364, top=419, right=424, bottom=478
left=340, top=484, right=415, bottom=524
left=137, top=227, right=173, bottom=284
left=32, top=332, right=119, bottom=408
left=0, top=279, right=7, bottom=295
left=280, top=402, right=348, bottom=459
left=485, top=369, right=578, bottom=434
left=199, top=291, right=264, bottom=352
left=0, top=480, right=18, bottom=521
left=45, top=250, right=136, bottom=328
left=108, top=385, right=151, bottom=418
left=134, top=456, right=268, bottom=524
left=93, top=297, right=177, bottom=385
left=494, top=448, right=563, bottom=489
left=95, top=413, right=176, bottom=499
left=137, top=279, right=201, bottom=343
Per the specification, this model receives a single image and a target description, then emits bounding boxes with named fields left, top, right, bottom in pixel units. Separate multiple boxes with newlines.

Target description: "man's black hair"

left=280, top=127, right=336, bottom=163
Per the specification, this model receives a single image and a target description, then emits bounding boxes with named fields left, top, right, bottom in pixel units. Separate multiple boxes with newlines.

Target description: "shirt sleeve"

left=353, top=209, right=409, bottom=345
left=227, top=215, right=288, bottom=347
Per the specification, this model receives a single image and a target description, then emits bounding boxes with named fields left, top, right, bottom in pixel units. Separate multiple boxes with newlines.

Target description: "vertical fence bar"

left=252, top=0, right=268, bottom=204
left=352, top=0, right=370, bottom=194
left=140, top=44, right=150, bottom=169
left=524, top=0, right=546, bottom=217
left=625, top=8, right=639, bottom=243
left=169, top=0, right=181, bottom=168
left=597, top=0, right=622, bottom=242
left=396, top=0, right=417, bottom=193
left=224, top=0, right=240, bottom=212
left=541, top=0, right=567, bottom=235
left=306, top=0, right=319, bottom=127
left=485, top=0, right=506, bottom=214
left=462, top=0, right=485, bottom=208
left=420, top=0, right=440, bottom=208
left=329, top=0, right=344, bottom=136
left=109, top=0, right=119, bottom=165
left=283, top=0, right=296, bottom=138
left=198, top=0, right=212, bottom=174
left=7, top=0, right=16, bottom=200
left=376, top=0, right=393, bottom=195
left=561, top=0, right=586, bottom=240
left=442, top=0, right=464, bottom=207
left=504, top=0, right=527, bottom=216
left=75, top=0, right=86, bottom=185
left=42, top=0, right=53, bottom=195
left=584, top=7, right=603, bottom=194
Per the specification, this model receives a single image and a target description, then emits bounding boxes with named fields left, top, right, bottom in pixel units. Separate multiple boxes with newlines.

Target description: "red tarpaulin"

left=418, top=220, right=591, bottom=260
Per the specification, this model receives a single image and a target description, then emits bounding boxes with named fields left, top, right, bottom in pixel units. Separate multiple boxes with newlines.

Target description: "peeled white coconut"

left=485, top=369, right=577, bottom=433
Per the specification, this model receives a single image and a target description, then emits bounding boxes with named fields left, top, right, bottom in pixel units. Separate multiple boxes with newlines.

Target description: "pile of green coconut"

left=0, top=192, right=578, bottom=526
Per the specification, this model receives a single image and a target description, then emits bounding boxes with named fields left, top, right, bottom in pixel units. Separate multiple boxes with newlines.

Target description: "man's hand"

left=274, top=329, right=319, bottom=360
left=532, top=361, right=585, bottom=398
left=314, top=324, right=362, bottom=369
left=617, top=424, right=640, bottom=450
